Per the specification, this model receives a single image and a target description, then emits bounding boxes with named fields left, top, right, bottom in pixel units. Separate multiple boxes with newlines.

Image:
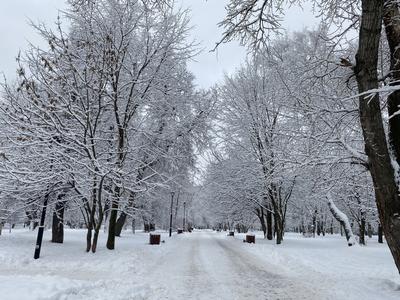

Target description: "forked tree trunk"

left=355, top=0, right=400, bottom=272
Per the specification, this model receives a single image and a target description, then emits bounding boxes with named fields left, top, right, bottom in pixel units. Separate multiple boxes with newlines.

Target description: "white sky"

left=0, top=0, right=319, bottom=88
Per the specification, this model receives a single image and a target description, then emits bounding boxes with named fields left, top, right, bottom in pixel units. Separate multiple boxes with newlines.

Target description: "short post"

left=169, top=192, right=174, bottom=237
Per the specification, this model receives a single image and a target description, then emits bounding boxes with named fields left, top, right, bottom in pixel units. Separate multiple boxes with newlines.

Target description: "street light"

left=183, top=201, right=186, bottom=232
left=169, top=191, right=174, bottom=237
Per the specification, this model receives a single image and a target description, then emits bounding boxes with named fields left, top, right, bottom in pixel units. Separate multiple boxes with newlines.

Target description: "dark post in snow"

left=183, top=201, right=186, bottom=232
left=34, top=193, right=49, bottom=259
left=169, top=191, right=174, bottom=237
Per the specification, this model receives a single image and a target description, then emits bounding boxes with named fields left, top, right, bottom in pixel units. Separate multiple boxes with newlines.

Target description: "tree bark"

left=355, top=0, right=400, bottom=272
left=383, top=1, right=400, bottom=166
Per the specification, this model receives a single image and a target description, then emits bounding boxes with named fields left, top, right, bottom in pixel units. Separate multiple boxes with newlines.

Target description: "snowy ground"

left=0, top=229, right=399, bottom=299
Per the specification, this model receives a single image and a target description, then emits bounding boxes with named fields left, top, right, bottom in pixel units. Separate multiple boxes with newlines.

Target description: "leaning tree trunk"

left=91, top=209, right=104, bottom=253
left=327, top=196, right=356, bottom=246
left=355, top=0, right=400, bottom=272
left=115, top=191, right=135, bottom=237
left=115, top=212, right=127, bottom=237
left=51, top=194, right=66, bottom=243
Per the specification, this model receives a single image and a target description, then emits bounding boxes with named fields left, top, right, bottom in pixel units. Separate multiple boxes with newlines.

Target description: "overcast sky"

left=0, top=0, right=319, bottom=88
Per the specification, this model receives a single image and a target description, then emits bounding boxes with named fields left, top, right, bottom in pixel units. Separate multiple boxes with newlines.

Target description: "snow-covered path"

left=146, top=231, right=319, bottom=299
left=0, top=229, right=399, bottom=299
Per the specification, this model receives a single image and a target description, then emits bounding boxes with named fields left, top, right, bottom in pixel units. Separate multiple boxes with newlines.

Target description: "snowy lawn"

left=233, top=231, right=400, bottom=299
left=0, top=229, right=399, bottom=299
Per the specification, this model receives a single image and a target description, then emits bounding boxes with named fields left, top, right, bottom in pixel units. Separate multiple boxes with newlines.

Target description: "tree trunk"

left=359, top=217, right=366, bottom=246
left=274, top=212, right=284, bottom=244
left=256, top=207, right=267, bottom=238
left=266, top=207, right=273, bottom=240
left=260, top=216, right=267, bottom=238
left=91, top=210, right=104, bottom=253
left=355, top=0, right=400, bottom=272
left=86, top=225, right=92, bottom=252
left=132, top=218, right=136, bottom=234
left=383, top=1, right=400, bottom=167
left=367, top=222, right=373, bottom=238
left=106, top=200, right=118, bottom=250
left=115, top=191, right=135, bottom=237
left=378, top=224, right=384, bottom=243
left=312, top=210, right=317, bottom=238
left=115, top=211, right=127, bottom=237
left=328, top=196, right=356, bottom=246
left=51, top=194, right=66, bottom=243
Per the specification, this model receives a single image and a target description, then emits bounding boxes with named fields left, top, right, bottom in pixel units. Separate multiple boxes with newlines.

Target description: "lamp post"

left=169, top=191, right=174, bottom=237
left=183, top=201, right=186, bottom=232
left=34, top=192, right=49, bottom=259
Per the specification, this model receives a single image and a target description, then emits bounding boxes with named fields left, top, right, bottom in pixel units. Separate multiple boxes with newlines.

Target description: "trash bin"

left=149, top=233, right=161, bottom=245
left=244, top=234, right=255, bottom=243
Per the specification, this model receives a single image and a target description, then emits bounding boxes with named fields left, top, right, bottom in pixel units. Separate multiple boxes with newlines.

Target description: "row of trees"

left=0, top=0, right=211, bottom=252
left=200, top=0, right=400, bottom=274
left=1, top=0, right=400, bottom=277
